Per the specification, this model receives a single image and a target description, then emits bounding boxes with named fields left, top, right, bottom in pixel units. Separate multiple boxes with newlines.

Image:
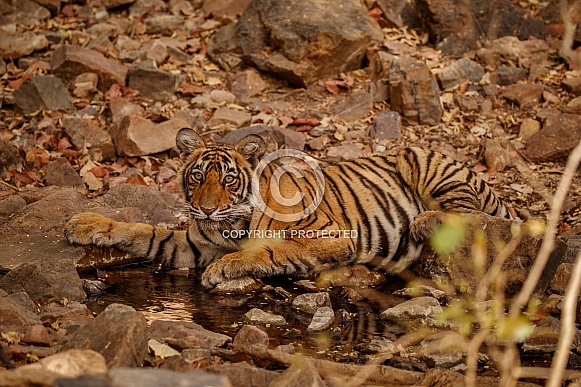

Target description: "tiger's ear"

left=235, top=135, right=266, bottom=164
left=176, top=128, right=204, bottom=157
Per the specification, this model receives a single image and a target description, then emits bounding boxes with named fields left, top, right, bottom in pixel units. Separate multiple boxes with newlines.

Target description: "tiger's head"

left=176, top=128, right=266, bottom=226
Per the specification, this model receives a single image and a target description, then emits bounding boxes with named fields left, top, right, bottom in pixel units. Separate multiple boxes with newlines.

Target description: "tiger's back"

left=65, top=129, right=512, bottom=287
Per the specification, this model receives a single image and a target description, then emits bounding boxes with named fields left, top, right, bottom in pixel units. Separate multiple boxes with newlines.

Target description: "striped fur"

left=65, top=128, right=512, bottom=288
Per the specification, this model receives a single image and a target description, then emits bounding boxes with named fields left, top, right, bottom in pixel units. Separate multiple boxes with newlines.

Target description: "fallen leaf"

left=148, top=338, right=179, bottom=359
left=178, top=82, right=204, bottom=96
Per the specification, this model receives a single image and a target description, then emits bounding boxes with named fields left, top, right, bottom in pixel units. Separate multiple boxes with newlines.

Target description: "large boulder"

left=207, top=0, right=383, bottom=87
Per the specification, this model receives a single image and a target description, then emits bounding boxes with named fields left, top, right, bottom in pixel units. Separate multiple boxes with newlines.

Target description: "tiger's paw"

left=64, top=212, right=117, bottom=247
left=201, top=249, right=272, bottom=288
left=409, top=210, right=447, bottom=243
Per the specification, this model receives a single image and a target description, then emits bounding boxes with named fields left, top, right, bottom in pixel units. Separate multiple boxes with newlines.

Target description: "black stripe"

left=169, top=244, right=178, bottom=267
left=157, top=231, right=174, bottom=258
left=145, top=228, right=157, bottom=257
left=186, top=230, right=201, bottom=267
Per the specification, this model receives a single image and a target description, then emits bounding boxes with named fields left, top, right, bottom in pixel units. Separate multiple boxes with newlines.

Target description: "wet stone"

left=380, top=297, right=443, bottom=321
left=292, top=292, right=332, bottom=315
left=243, top=308, right=287, bottom=326
left=148, top=319, right=231, bottom=349
left=393, top=285, right=447, bottom=301
left=306, top=306, right=335, bottom=333
left=13, top=76, right=72, bottom=114
left=233, top=324, right=269, bottom=349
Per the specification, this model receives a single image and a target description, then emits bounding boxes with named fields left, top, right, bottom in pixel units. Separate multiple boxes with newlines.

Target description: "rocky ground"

left=1, top=0, right=581, bottom=385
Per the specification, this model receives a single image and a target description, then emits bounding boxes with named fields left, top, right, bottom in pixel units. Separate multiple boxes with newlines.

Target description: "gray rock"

left=0, top=31, right=49, bottom=59
left=0, top=140, right=23, bottom=177
left=243, top=308, right=287, bottom=326
left=371, top=111, right=401, bottom=141
left=484, top=139, right=511, bottom=172
left=210, top=89, right=236, bottom=104
left=393, top=285, right=447, bottom=301
left=62, top=304, right=148, bottom=367
left=208, top=0, right=383, bottom=87
left=209, top=363, right=280, bottom=387
left=292, top=292, right=331, bottom=315
left=333, top=91, right=374, bottom=122
left=207, top=107, right=252, bottom=128
left=437, top=58, right=484, bottom=90
left=13, top=76, right=72, bottom=114
left=148, top=320, right=231, bottom=349
left=522, top=317, right=577, bottom=354
left=145, top=14, right=184, bottom=35
left=233, top=324, right=269, bottom=349
left=306, top=306, right=335, bottom=333
left=380, top=297, right=443, bottom=321
left=0, top=291, right=42, bottom=334
left=44, top=158, right=83, bottom=188
left=0, top=259, right=85, bottom=303
left=51, top=45, right=127, bottom=91
left=492, top=66, right=528, bottom=85
left=0, top=195, right=27, bottom=217
left=127, top=63, right=184, bottom=100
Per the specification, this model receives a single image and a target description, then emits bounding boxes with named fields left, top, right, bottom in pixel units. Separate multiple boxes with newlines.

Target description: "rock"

left=417, top=332, right=467, bottom=368
left=219, top=125, right=306, bottom=152
left=499, top=83, right=543, bottom=107
left=525, top=113, right=581, bottom=162
left=73, top=72, right=99, bottom=98
left=370, top=111, right=401, bottom=141
left=207, top=107, right=252, bottom=128
left=0, top=31, right=49, bottom=59
left=211, top=276, right=263, bottom=294
left=109, top=98, right=146, bottom=124
left=519, top=118, right=541, bottom=142
left=243, top=308, right=287, bottom=326
left=0, top=0, right=51, bottom=26
left=412, top=211, right=567, bottom=295
left=0, top=259, right=85, bottom=303
left=269, top=357, right=325, bottom=387
left=44, top=157, right=83, bottom=188
left=307, top=135, right=330, bottom=151
left=58, top=368, right=231, bottom=387
left=148, top=320, right=231, bottom=349
left=380, top=297, right=443, bottom=321
left=0, top=141, right=24, bottom=177
left=437, top=58, right=484, bottom=90
left=210, top=89, right=237, bottom=104
left=40, top=301, right=91, bottom=327
left=92, top=0, right=136, bottom=9
left=562, top=77, right=581, bottom=95
left=376, top=0, right=421, bottom=29
left=326, top=143, right=363, bottom=161
left=233, top=324, right=269, bottom=349
left=393, top=285, right=447, bottom=301
left=455, top=94, right=481, bottom=112
left=51, top=45, right=127, bottom=91
left=484, top=139, right=511, bottom=171
left=332, top=91, right=374, bottom=122
left=566, top=96, right=581, bottom=114
left=209, top=363, right=280, bottom=387
left=142, top=39, right=168, bottom=65
left=228, top=69, right=268, bottom=103
left=127, top=63, right=184, bottom=99
left=388, top=56, right=442, bottom=125
left=0, top=195, right=27, bottom=217
left=522, top=317, right=576, bottom=354
left=292, top=292, right=331, bottom=315
left=549, top=263, right=573, bottom=294
left=61, top=303, right=148, bottom=367
left=111, top=115, right=190, bottom=156
left=207, top=0, right=383, bottom=87
left=306, top=306, right=334, bottom=333
left=22, top=324, right=53, bottom=346
left=145, top=14, right=184, bottom=35
left=129, top=0, right=167, bottom=16
left=61, top=116, right=116, bottom=160
left=416, top=0, right=545, bottom=56
left=482, top=36, right=552, bottom=68
left=0, top=291, right=42, bottom=334
left=13, top=76, right=72, bottom=114
left=491, top=66, right=527, bottom=86
left=317, top=265, right=386, bottom=288
left=203, top=0, right=252, bottom=22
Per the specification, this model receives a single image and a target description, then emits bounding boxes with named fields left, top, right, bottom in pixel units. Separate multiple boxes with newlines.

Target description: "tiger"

left=64, top=127, right=513, bottom=288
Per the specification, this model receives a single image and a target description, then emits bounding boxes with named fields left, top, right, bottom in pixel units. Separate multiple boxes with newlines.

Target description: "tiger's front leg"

left=201, top=235, right=355, bottom=287
left=64, top=212, right=230, bottom=268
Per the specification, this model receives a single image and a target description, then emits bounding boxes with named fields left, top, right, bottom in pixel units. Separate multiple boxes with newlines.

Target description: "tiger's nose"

left=201, top=206, right=217, bottom=215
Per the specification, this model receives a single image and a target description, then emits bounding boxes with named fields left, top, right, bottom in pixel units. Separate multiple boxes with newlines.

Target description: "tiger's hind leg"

left=409, top=210, right=448, bottom=243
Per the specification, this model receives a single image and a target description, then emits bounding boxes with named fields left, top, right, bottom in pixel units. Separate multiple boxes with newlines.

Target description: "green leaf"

left=430, top=215, right=467, bottom=255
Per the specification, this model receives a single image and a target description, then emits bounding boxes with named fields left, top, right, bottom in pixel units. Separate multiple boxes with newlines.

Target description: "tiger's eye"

left=189, top=172, right=203, bottom=183
left=224, top=175, right=236, bottom=184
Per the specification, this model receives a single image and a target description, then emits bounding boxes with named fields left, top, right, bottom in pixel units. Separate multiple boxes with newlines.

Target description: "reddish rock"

left=207, top=107, right=252, bottom=128
left=562, top=77, right=581, bottom=96
left=61, top=117, right=116, bottom=161
left=0, top=141, right=24, bottom=177
left=525, top=113, right=581, bottom=162
left=549, top=263, right=573, bottom=294
left=233, top=325, right=269, bottom=349
left=148, top=320, right=231, bottom=349
left=51, top=45, right=127, bottom=91
left=203, top=0, right=252, bottom=22
left=22, top=324, right=53, bottom=347
left=0, top=291, right=41, bottom=334
left=45, top=157, right=83, bottom=188
left=519, top=118, right=541, bottom=141
left=228, top=68, right=268, bottom=103
left=500, top=83, right=543, bottom=107
left=112, top=116, right=190, bottom=156
left=109, top=98, right=145, bottom=124
left=13, top=76, right=72, bottom=114
left=0, top=32, right=48, bottom=59
left=332, top=91, right=374, bottom=122
left=326, top=143, right=363, bottom=161
left=92, top=0, right=136, bottom=9
left=73, top=72, right=99, bottom=98
left=484, top=139, right=511, bottom=171
left=219, top=125, right=306, bottom=152
left=127, top=63, right=183, bottom=99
